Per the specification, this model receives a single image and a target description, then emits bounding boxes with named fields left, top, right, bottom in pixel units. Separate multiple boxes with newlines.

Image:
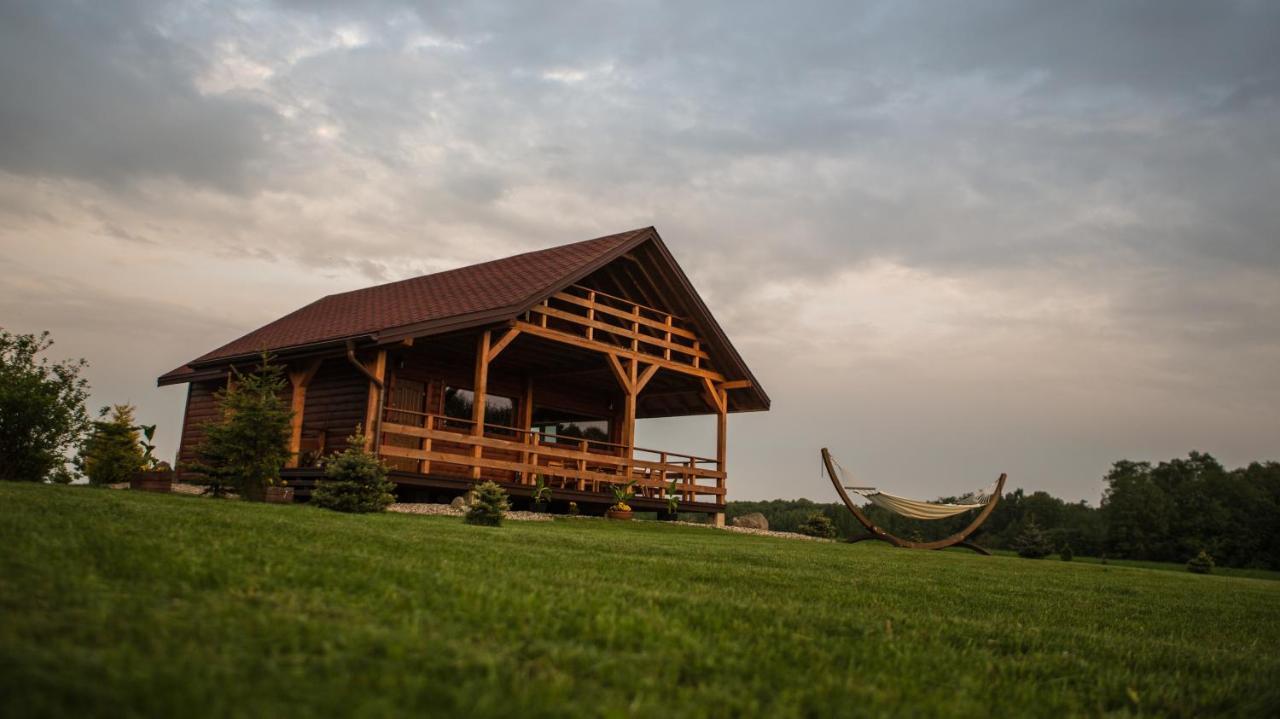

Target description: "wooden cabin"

left=158, top=227, right=769, bottom=523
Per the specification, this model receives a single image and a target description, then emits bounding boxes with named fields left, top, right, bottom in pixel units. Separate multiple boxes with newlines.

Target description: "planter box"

left=130, top=471, right=173, bottom=493
left=606, top=508, right=633, bottom=521
left=264, top=486, right=295, bottom=504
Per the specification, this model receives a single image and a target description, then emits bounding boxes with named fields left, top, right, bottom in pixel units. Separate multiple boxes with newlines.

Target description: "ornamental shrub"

left=310, top=427, right=395, bottom=513
left=77, top=404, right=144, bottom=486
left=1060, top=544, right=1074, bottom=562
left=190, top=354, right=292, bottom=501
left=1013, top=515, right=1054, bottom=559
left=1187, top=550, right=1214, bottom=575
left=798, top=511, right=837, bottom=539
left=465, top=481, right=509, bottom=527
left=0, top=329, right=90, bottom=483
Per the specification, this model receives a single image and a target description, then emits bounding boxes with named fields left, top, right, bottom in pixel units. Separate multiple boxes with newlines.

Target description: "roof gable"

left=158, top=227, right=769, bottom=410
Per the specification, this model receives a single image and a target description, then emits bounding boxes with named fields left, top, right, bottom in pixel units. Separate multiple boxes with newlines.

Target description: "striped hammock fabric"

left=832, top=455, right=1000, bottom=520
left=850, top=488, right=993, bottom=520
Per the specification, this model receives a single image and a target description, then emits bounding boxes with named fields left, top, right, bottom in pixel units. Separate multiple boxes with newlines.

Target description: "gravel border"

left=388, top=503, right=554, bottom=522
left=388, top=503, right=827, bottom=540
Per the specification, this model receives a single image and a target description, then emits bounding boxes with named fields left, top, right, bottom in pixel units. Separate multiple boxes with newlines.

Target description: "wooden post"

left=362, top=351, right=387, bottom=452
left=286, top=359, right=322, bottom=468
left=586, top=291, right=596, bottom=340
left=520, top=376, right=534, bottom=484
left=471, top=330, right=491, bottom=479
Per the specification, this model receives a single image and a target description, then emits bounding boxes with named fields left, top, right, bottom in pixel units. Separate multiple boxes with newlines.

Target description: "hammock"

left=827, top=454, right=1000, bottom=520
left=820, top=448, right=1008, bottom=554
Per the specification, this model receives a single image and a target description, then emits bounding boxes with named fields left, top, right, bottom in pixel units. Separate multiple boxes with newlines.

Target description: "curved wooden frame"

left=821, top=448, right=1006, bottom=555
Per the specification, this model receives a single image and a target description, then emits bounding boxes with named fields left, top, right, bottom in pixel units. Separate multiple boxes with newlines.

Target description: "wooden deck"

left=377, top=409, right=725, bottom=509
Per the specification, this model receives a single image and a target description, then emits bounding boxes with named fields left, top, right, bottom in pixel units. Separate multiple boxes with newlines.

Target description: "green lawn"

left=2, top=484, right=1278, bottom=717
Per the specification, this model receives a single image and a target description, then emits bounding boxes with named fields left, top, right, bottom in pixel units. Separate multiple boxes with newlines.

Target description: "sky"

left=2, top=0, right=1278, bottom=504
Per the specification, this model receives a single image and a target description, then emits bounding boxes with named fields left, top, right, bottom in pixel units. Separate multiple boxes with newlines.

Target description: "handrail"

left=382, top=409, right=720, bottom=466
left=566, top=283, right=690, bottom=324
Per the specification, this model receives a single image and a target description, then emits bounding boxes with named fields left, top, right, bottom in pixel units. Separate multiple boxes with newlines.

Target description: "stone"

left=449, top=495, right=469, bottom=510
left=732, top=512, right=768, bottom=530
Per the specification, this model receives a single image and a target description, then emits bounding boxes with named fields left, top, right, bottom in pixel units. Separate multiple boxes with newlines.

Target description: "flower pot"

left=531, top=501, right=550, bottom=514
left=130, top=470, right=173, bottom=493
left=264, top=486, right=295, bottom=504
left=606, top=508, right=633, bottom=521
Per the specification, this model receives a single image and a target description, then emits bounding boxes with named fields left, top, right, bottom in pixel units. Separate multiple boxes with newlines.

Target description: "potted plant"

left=130, top=423, right=174, bottom=493
left=606, top=480, right=636, bottom=520
left=662, top=479, right=681, bottom=521
left=264, top=479, right=294, bottom=504
left=531, top=475, right=552, bottom=513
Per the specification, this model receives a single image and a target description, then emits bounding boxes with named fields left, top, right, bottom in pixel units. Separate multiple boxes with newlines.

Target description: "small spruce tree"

left=465, top=480, right=509, bottom=527
left=1013, top=515, right=1054, bottom=559
left=798, top=511, right=837, bottom=539
left=77, top=404, right=145, bottom=486
left=190, top=354, right=292, bottom=501
left=1187, top=549, right=1214, bottom=575
left=310, top=427, right=396, bottom=513
left=1060, top=543, right=1074, bottom=562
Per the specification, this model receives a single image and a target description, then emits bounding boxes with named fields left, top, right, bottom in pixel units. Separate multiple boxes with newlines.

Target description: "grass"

left=2, top=484, right=1278, bottom=718
left=985, top=549, right=1280, bottom=581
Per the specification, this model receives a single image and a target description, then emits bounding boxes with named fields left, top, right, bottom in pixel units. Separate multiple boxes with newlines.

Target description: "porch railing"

left=520, top=284, right=711, bottom=375
left=378, top=408, right=725, bottom=502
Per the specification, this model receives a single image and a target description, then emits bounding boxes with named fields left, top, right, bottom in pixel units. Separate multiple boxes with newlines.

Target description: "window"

left=443, top=387, right=514, bottom=428
left=531, top=407, right=610, bottom=448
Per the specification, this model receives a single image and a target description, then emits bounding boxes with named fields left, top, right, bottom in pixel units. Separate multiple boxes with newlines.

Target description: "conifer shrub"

left=310, top=428, right=395, bottom=513
left=77, top=404, right=144, bottom=486
left=1187, top=549, right=1214, bottom=575
left=798, top=512, right=837, bottom=539
left=1060, top=544, right=1074, bottom=562
left=465, top=481, right=508, bottom=527
left=190, top=354, right=292, bottom=501
left=1013, top=516, right=1054, bottom=559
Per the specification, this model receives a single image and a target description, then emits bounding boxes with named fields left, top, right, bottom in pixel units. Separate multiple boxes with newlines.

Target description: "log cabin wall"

left=176, top=379, right=223, bottom=471
left=299, top=359, right=367, bottom=454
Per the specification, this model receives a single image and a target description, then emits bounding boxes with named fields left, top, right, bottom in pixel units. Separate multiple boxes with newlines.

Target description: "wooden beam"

left=701, top=377, right=727, bottom=414
left=486, top=326, right=521, bottom=363
left=605, top=353, right=632, bottom=393
left=520, top=376, right=534, bottom=484
left=285, top=359, right=323, bottom=467
left=636, top=362, right=660, bottom=393
left=514, top=321, right=726, bottom=383
left=721, top=379, right=752, bottom=390
left=471, top=330, right=491, bottom=479
left=362, top=351, right=387, bottom=451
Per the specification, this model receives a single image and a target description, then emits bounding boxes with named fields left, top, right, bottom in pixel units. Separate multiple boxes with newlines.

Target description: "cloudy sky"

left=2, top=0, right=1278, bottom=503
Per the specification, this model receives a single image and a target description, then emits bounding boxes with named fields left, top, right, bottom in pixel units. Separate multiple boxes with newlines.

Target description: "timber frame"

left=820, top=448, right=1006, bottom=555
left=160, top=228, right=768, bottom=521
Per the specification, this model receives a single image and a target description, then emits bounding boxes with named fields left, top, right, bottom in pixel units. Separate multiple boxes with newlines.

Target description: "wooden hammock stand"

left=821, top=447, right=1007, bottom=555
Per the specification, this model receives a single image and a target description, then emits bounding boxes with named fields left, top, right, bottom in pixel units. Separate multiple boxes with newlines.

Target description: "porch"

left=376, top=409, right=726, bottom=510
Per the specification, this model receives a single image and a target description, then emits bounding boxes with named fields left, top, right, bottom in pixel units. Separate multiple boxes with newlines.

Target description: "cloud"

left=0, top=0, right=1277, bottom=500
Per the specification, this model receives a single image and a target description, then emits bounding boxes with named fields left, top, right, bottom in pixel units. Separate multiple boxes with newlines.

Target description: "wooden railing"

left=516, top=284, right=722, bottom=381
left=377, top=408, right=725, bottom=502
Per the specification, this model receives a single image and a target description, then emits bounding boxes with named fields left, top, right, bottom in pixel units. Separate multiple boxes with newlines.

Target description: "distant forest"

left=726, top=452, right=1280, bottom=570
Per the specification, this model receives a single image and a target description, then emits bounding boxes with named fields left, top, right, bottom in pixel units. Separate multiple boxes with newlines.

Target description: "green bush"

left=1060, top=544, right=1074, bottom=562
left=798, top=512, right=837, bottom=539
left=465, top=481, right=509, bottom=527
left=189, top=354, right=292, bottom=501
left=0, top=329, right=90, bottom=483
left=1014, top=516, right=1054, bottom=559
left=77, top=404, right=144, bottom=486
left=311, top=428, right=395, bottom=513
left=1187, top=550, right=1214, bottom=575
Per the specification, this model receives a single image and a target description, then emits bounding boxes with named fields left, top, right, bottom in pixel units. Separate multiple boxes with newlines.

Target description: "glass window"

left=444, top=387, right=514, bottom=428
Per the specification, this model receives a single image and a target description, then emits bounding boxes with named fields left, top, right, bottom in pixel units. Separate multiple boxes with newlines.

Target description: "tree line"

left=728, top=452, right=1280, bottom=570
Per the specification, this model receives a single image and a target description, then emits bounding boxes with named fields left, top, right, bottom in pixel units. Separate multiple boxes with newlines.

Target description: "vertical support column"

left=286, top=359, right=322, bottom=468
left=471, top=330, right=491, bottom=480
left=362, top=351, right=387, bottom=452
left=520, top=376, right=534, bottom=484
left=702, top=377, right=728, bottom=527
